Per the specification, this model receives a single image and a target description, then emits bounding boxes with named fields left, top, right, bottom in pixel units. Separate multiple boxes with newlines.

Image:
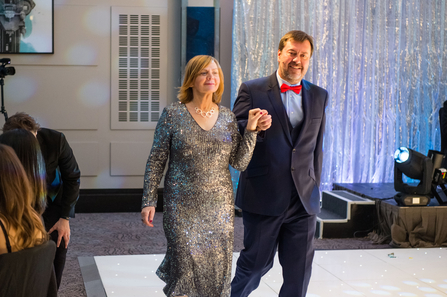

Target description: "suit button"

left=292, top=149, right=296, bottom=153
left=291, top=167, right=295, bottom=171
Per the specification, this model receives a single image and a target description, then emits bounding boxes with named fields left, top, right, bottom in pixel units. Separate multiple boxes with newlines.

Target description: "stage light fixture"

left=393, top=147, right=433, bottom=206
left=394, top=147, right=410, bottom=163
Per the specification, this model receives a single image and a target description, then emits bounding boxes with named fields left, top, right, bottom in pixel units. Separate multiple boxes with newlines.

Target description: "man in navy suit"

left=231, top=30, right=328, bottom=297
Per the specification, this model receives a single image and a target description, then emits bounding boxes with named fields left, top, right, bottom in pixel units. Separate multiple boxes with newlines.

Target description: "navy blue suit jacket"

left=234, top=72, right=328, bottom=216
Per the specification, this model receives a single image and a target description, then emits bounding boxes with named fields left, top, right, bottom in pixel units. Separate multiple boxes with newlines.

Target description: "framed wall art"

left=0, top=0, right=54, bottom=54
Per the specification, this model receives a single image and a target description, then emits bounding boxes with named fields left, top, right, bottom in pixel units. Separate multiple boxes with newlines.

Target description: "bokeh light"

left=5, top=76, right=38, bottom=103
left=78, top=81, right=109, bottom=108
left=83, top=7, right=110, bottom=36
left=65, top=43, right=98, bottom=65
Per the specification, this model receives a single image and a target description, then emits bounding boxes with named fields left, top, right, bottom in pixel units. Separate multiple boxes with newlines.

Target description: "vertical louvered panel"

left=111, top=6, right=167, bottom=129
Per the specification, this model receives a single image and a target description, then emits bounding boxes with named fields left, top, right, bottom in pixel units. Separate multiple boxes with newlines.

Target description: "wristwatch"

left=61, top=216, right=70, bottom=221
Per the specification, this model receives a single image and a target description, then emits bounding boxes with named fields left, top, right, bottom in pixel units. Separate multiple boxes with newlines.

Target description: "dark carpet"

left=58, top=212, right=391, bottom=297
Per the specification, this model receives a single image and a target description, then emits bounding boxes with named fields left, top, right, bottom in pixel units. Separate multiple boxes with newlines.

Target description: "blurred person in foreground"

left=0, top=128, right=47, bottom=215
left=0, top=144, right=56, bottom=297
left=0, top=144, right=48, bottom=254
left=2, top=112, right=81, bottom=289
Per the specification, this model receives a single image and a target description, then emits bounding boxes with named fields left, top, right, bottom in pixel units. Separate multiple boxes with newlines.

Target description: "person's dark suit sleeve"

left=233, top=82, right=251, bottom=136
left=58, top=133, right=80, bottom=218
left=233, top=82, right=266, bottom=140
left=314, top=91, right=328, bottom=186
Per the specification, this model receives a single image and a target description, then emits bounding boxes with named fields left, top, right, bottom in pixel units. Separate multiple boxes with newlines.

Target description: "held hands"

left=141, top=206, right=155, bottom=227
left=256, top=110, right=272, bottom=131
left=247, top=108, right=272, bottom=132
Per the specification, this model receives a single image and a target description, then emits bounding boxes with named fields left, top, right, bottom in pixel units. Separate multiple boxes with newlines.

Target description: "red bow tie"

left=281, top=84, right=302, bottom=94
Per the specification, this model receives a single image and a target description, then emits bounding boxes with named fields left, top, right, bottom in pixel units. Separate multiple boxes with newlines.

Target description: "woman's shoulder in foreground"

left=0, top=218, right=12, bottom=254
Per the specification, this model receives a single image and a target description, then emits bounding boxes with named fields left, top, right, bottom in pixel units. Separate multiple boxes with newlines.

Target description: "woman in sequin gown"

left=141, top=55, right=271, bottom=297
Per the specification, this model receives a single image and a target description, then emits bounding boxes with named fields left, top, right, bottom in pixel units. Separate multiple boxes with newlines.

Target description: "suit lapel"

left=294, top=79, right=312, bottom=145
left=267, top=73, right=293, bottom=145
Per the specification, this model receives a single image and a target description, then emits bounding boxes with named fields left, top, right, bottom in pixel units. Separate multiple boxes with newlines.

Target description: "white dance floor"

left=89, top=248, right=447, bottom=297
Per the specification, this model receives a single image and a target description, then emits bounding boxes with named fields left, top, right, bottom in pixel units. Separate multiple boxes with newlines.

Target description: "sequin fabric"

left=142, top=102, right=257, bottom=297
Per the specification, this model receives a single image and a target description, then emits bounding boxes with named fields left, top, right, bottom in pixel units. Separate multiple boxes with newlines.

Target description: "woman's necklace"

left=195, top=106, right=215, bottom=118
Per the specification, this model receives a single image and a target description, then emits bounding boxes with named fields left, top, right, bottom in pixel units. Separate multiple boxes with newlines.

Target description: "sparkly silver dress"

left=142, top=102, right=257, bottom=297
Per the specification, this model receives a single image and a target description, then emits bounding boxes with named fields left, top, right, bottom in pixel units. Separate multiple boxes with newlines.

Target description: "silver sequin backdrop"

left=231, top=0, right=447, bottom=189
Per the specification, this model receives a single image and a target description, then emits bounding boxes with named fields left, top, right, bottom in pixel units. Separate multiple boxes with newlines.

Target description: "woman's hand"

left=256, top=111, right=272, bottom=131
left=141, top=206, right=155, bottom=227
left=247, top=109, right=271, bottom=132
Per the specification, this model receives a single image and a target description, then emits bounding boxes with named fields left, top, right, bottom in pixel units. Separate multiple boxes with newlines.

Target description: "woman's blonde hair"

left=177, top=55, right=224, bottom=104
left=0, top=144, right=48, bottom=251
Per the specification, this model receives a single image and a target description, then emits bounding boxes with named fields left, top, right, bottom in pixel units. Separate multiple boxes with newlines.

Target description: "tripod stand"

left=0, top=77, right=8, bottom=121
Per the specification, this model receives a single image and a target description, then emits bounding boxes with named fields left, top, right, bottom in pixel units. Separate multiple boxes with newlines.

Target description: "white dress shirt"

left=276, top=71, right=304, bottom=128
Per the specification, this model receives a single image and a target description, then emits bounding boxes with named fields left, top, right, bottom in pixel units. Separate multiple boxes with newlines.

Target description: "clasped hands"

left=247, top=108, right=272, bottom=132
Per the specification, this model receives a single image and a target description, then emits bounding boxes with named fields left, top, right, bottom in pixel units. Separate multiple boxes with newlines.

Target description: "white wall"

left=0, top=0, right=233, bottom=189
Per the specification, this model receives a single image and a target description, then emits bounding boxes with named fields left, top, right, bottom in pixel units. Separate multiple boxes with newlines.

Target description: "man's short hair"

left=2, top=112, right=40, bottom=133
left=278, top=30, right=314, bottom=57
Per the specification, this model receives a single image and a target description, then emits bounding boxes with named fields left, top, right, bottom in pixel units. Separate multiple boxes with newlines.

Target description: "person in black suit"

left=2, top=112, right=80, bottom=289
left=231, top=30, right=328, bottom=297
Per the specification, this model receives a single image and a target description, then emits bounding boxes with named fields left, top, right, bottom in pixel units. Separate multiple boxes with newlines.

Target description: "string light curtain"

left=231, top=0, right=447, bottom=190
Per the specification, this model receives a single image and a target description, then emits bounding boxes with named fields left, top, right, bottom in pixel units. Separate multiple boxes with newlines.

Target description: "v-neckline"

left=183, top=103, right=220, bottom=132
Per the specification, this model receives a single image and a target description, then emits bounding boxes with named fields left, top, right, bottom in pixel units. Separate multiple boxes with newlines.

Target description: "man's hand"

left=48, top=218, right=70, bottom=248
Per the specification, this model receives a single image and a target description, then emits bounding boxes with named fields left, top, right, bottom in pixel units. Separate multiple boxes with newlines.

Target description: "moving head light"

left=394, top=147, right=432, bottom=206
left=394, top=147, right=447, bottom=206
